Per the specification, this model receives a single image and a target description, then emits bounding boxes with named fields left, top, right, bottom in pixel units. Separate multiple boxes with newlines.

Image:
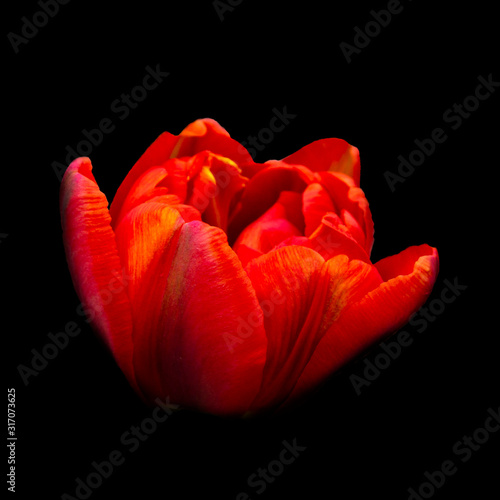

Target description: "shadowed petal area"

left=283, top=244, right=439, bottom=406
left=60, top=157, right=140, bottom=395
left=247, top=247, right=382, bottom=411
left=317, top=171, right=374, bottom=255
left=116, top=205, right=268, bottom=415
left=233, top=191, right=304, bottom=267
left=114, top=202, right=185, bottom=401
left=277, top=212, right=371, bottom=264
left=158, top=221, right=268, bottom=415
left=282, top=138, right=361, bottom=186
left=302, top=183, right=336, bottom=237
left=185, top=151, right=248, bottom=233
left=227, top=162, right=316, bottom=245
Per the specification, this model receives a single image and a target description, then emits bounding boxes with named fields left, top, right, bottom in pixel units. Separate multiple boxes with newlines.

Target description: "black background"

left=5, top=1, right=499, bottom=499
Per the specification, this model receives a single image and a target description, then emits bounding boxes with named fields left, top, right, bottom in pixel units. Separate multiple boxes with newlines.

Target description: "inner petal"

left=233, top=191, right=304, bottom=267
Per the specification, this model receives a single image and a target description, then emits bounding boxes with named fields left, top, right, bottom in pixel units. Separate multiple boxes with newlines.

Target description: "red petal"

left=283, top=138, right=361, bottom=186
left=171, top=118, right=254, bottom=165
left=303, top=213, right=371, bottom=263
left=109, top=132, right=178, bottom=224
left=160, top=221, right=268, bottom=415
left=60, top=158, right=140, bottom=395
left=302, top=182, right=336, bottom=236
left=110, top=118, right=255, bottom=225
left=114, top=202, right=185, bottom=400
left=185, top=151, right=247, bottom=232
left=317, top=171, right=374, bottom=255
left=284, top=244, right=439, bottom=405
left=116, top=206, right=268, bottom=415
left=233, top=191, right=304, bottom=267
left=247, top=248, right=382, bottom=411
left=227, top=161, right=315, bottom=245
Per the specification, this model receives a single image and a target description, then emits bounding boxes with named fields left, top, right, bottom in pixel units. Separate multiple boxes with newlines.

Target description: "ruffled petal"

left=282, top=138, right=361, bottom=186
left=277, top=213, right=371, bottom=263
left=248, top=248, right=382, bottom=411
left=60, top=158, right=140, bottom=395
left=284, top=244, right=439, bottom=405
left=110, top=119, right=255, bottom=224
left=185, top=151, right=247, bottom=232
left=233, top=191, right=304, bottom=267
left=317, top=171, right=374, bottom=255
left=227, top=161, right=316, bottom=245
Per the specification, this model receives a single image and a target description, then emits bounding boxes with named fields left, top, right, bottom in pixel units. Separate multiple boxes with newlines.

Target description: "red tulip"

left=60, top=118, right=438, bottom=416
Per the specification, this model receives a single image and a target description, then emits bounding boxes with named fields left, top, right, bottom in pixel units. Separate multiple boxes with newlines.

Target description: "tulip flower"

left=60, top=118, right=438, bottom=416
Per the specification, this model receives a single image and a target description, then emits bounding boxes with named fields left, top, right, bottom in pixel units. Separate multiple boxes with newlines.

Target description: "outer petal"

left=110, top=119, right=254, bottom=224
left=60, top=158, right=140, bottom=395
left=114, top=202, right=185, bottom=400
left=284, top=244, right=439, bottom=405
left=282, top=138, right=361, bottom=186
left=116, top=205, right=268, bottom=415
left=247, top=247, right=382, bottom=412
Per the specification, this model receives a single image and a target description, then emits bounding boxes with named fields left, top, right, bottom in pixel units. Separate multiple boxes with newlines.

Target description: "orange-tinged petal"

left=110, top=118, right=255, bottom=225
left=284, top=244, right=439, bottom=406
left=185, top=151, right=247, bottom=232
left=60, top=157, right=140, bottom=396
left=114, top=202, right=185, bottom=400
left=247, top=248, right=382, bottom=411
left=116, top=204, right=268, bottom=415
left=282, top=138, right=361, bottom=186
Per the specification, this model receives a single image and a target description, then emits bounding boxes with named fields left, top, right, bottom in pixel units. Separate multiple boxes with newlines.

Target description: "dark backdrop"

left=5, top=1, right=498, bottom=499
